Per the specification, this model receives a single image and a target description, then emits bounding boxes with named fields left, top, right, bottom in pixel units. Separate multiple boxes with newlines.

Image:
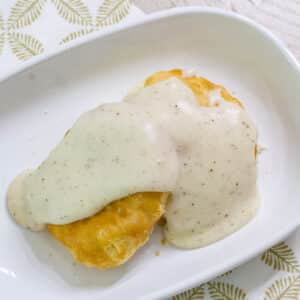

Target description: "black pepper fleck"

left=112, top=156, right=120, bottom=164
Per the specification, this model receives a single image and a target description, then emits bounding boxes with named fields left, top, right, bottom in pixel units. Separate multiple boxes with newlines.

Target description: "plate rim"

left=146, top=225, right=300, bottom=300
left=1, top=7, right=299, bottom=83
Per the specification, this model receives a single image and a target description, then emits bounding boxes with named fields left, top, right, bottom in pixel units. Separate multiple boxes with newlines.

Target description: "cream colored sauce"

left=7, top=103, right=178, bottom=230
left=8, top=77, right=259, bottom=249
left=125, top=78, right=259, bottom=248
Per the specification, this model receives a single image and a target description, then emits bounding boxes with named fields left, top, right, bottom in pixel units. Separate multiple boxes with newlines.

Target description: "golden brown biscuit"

left=48, top=69, right=249, bottom=270
left=145, top=69, right=243, bottom=108
left=48, top=192, right=168, bottom=269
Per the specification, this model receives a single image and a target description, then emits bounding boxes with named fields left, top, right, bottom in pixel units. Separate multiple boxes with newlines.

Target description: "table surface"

left=135, top=0, right=300, bottom=60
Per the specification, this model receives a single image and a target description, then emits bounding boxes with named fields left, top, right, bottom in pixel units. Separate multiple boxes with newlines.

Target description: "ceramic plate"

left=1, top=8, right=300, bottom=300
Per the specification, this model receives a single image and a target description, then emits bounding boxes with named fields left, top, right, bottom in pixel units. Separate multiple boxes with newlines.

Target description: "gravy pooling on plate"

left=7, top=76, right=259, bottom=249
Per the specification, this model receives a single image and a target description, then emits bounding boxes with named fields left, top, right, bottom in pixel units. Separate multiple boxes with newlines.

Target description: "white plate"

left=1, top=8, right=300, bottom=300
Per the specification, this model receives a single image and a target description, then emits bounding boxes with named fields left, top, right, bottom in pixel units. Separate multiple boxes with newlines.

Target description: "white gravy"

left=125, top=78, right=259, bottom=248
left=7, top=77, right=259, bottom=248
left=7, top=103, right=178, bottom=230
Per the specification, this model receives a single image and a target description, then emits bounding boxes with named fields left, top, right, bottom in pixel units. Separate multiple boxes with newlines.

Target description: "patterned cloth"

left=1, top=1, right=300, bottom=299
left=174, top=240, right=300, bottom=299
left=0, top=0, right=142, bottom=79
